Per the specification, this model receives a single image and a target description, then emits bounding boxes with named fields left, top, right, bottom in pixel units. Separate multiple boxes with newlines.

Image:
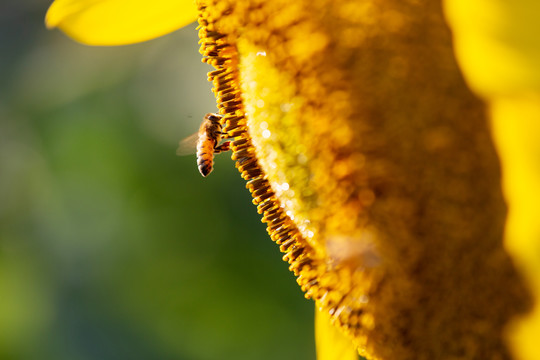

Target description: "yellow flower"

left=46, top=1, right=540, bottom=360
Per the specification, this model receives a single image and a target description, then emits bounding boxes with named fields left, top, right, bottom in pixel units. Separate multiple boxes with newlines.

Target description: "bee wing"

left=176, top=132, right=199, bottom=156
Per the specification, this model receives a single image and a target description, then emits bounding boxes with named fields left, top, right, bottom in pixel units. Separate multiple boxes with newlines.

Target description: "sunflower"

left=46, top=1, right=540, bottom=359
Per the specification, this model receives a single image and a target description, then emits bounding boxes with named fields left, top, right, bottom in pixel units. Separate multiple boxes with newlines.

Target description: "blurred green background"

left=0, top=1, right=314, bottom=359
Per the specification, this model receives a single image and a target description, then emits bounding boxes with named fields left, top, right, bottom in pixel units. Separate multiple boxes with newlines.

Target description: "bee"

left=177, top=113, right=231, bottom=177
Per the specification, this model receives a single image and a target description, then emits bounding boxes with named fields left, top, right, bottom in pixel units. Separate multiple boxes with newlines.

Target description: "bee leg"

left=214, top=141, right=231, bottom=154
left=218, top=131, right=231, bottom=140
left=219, top=120, right=234, bottom=138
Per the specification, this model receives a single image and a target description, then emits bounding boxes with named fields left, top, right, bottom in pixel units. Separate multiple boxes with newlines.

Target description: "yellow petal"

left=45, top=0, right=198, bottom=46
left=315, top=307, right=358, bottom=360
left=444, top=0, right=540, bottom=97
left=445, top=3, right=540, bottom=358
left=490, top=96, right=540, bottom=360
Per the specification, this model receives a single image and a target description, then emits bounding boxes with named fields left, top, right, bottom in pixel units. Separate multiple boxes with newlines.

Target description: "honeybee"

left=177, top=113, right=231, bottom=177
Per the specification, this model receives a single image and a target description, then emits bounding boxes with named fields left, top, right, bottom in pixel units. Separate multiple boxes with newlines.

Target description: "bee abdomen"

left=197, top=151, right=214, bottom=177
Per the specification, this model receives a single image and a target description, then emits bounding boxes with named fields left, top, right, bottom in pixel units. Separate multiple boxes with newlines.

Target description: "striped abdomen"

left=197, top=134, right=216, bottom=177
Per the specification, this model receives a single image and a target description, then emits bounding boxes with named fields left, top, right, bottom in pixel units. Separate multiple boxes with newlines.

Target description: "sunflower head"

left=45, top=0, right=534, bottom=359
left=197, top=0, right=532, bottom=358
